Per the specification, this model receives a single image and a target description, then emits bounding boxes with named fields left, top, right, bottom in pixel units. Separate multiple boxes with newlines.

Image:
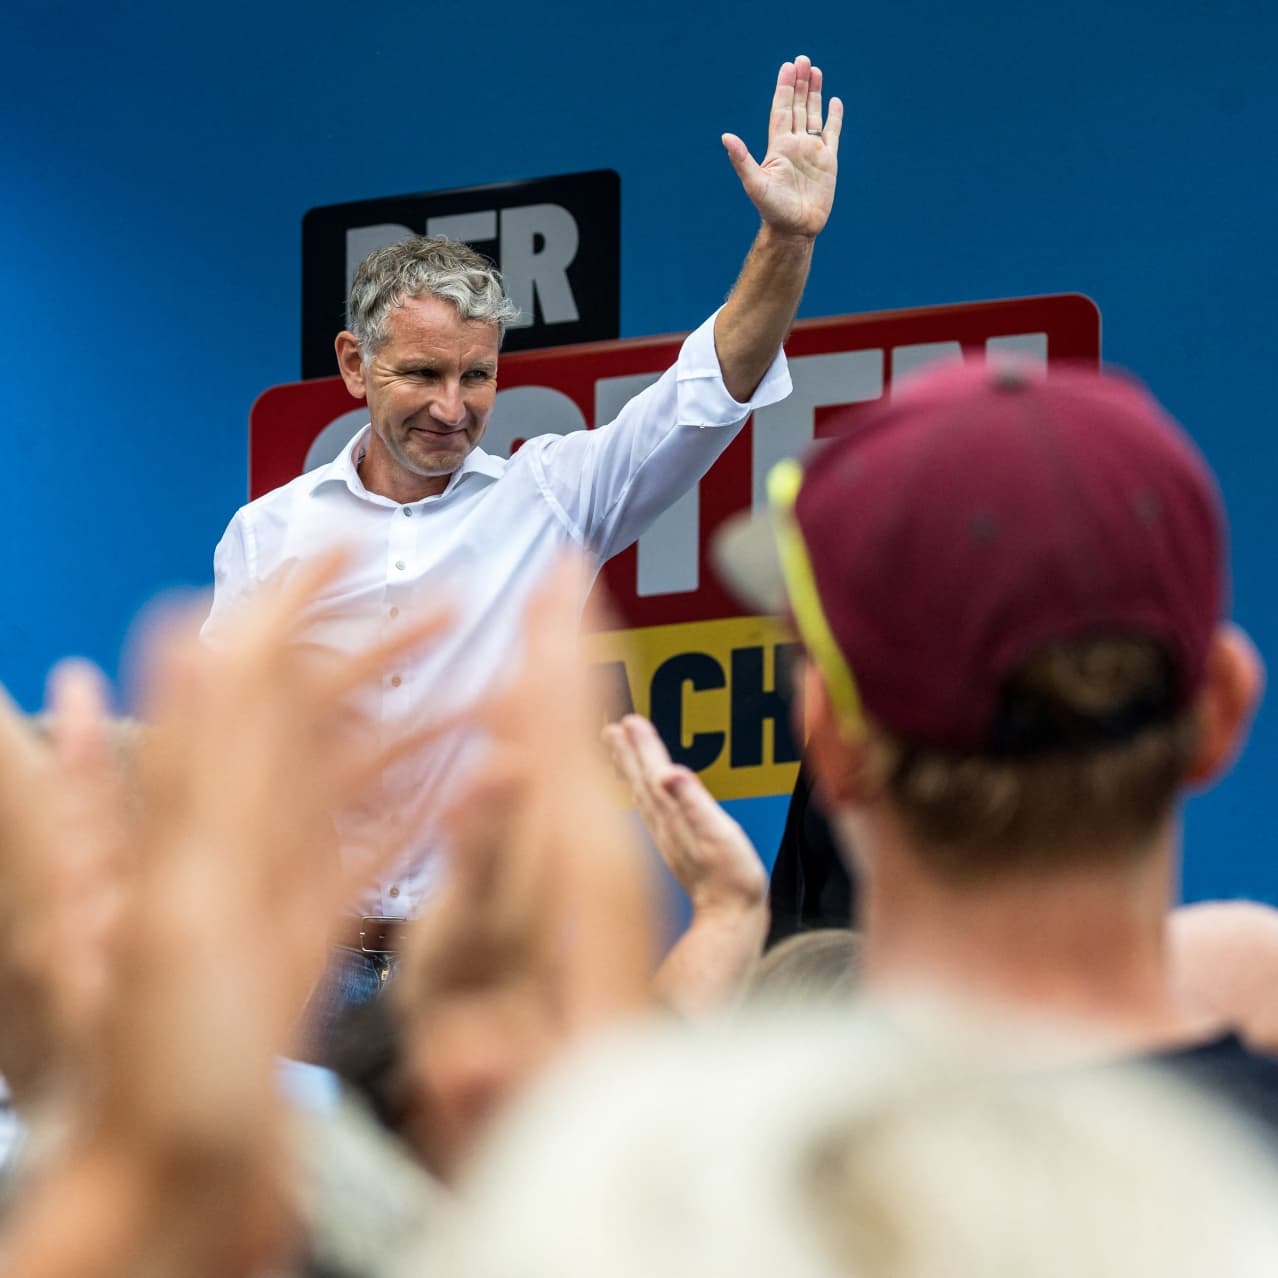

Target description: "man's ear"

left=800, top=662, right=877, bottom=810
left=335, top=331, right=368, bottom=400
left=1184, top=623, right=1265, bottom=787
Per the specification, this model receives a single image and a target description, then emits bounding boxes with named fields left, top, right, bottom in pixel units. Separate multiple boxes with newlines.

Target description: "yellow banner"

left=586, top=615, right=802, bottom=801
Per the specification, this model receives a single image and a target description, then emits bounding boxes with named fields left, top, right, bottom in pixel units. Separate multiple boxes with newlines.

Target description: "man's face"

left=337, top=293, right=500, bottom=500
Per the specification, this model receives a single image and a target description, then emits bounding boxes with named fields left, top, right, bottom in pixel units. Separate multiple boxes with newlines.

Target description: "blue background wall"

left=4, top=1, right=1275, bottom=902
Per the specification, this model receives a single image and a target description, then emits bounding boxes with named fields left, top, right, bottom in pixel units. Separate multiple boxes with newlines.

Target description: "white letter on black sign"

left=426, top=210, right=499, bottom=247
left=500, top=203, right=580, bottom=329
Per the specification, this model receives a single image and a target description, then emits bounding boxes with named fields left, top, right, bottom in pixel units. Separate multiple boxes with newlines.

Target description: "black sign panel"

left=301, top=169, right=620, bottom=379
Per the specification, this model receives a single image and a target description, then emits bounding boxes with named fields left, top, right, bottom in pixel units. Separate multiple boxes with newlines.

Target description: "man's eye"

left=464, top=369, right=494, bottom=382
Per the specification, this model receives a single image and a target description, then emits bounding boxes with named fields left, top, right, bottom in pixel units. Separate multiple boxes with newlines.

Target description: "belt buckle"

left=358, top=916, right=400, bottom=954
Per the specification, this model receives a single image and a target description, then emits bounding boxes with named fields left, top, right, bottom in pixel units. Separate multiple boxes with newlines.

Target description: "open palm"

left=723, top=55, right=842, bottom=237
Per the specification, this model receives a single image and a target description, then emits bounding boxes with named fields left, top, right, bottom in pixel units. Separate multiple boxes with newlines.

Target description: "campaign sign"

left=301, top=170, right=620, bottom=378
left=251, top=293, right=1100, bottom=800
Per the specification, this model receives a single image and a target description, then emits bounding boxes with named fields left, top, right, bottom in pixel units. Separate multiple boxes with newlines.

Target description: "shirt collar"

left=307, top=425, right=505, bottom=500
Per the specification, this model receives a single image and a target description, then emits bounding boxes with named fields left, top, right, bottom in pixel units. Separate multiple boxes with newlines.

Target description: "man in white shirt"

left=204, top=56, right=842, bottom=1029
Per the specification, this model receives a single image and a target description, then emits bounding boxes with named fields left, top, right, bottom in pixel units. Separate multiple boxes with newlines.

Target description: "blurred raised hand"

left=397, top=556, right=658, bottom=1182
left=0, top=551, right=458, bottom=1277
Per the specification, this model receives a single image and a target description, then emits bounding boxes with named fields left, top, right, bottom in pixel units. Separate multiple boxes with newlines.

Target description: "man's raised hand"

left=722, top=55, right=842, bottom=239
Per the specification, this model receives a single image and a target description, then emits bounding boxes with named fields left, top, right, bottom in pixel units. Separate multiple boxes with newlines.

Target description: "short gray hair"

left=346, top=236, right=521, bottom=355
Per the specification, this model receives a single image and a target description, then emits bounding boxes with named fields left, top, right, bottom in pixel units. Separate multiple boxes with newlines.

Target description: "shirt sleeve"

left=521, top=308, right=792, bottom=561
left=200, top=510, right=257, bottom=644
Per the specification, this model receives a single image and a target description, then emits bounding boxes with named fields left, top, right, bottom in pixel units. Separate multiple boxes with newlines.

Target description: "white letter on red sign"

left=751, top=351, right=884, bottom=512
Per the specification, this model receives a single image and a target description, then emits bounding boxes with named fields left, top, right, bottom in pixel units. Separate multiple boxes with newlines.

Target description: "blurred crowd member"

left=388, top=558, right=658, bottom=1186
left=718, top=357, right=1278, bottom=1133
left=327, top=697, right=768, bottom=1188
left=605, top=714, right=770, bottom=1014
left=431, top=1008, right=1278, bottom=1278
left=1171, top=899, right=1278, bottom=1052
left=202, top=56, right=844, bottom=1037
left=378, top=523, right=1278, bottom=1277
left=749, top=928, right=861, bottom=1003
left=0, top=553, right=456, bottom=1276
left=287, top=1063, right=444, bottom=1278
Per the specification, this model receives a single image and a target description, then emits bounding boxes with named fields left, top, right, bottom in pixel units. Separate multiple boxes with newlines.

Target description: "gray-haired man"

left=205, top=56, right=842, bottom=1027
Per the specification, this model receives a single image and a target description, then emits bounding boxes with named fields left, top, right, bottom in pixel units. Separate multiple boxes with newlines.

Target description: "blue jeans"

left=299, top=946, right=394, bottom=1065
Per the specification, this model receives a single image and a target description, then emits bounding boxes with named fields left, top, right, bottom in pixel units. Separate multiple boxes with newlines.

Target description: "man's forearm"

left=653, top=900, right=770, bottom=1016
left=713, top=225, right=816, bottom=404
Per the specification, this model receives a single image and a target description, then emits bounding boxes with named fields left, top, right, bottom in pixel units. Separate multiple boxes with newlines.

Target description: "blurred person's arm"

left=604, top=715, right=769, bottom=1015
left=395, top=561, right=660, bottom=1183
left=0, top=553, right=458, bottom=1276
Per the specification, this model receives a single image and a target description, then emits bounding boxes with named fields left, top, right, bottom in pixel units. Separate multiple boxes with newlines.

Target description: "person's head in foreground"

left=433, top=1007, right=1278, bottom=1278
left=750, top=928, right=862, bottom=1004
left=723, top=359, right=1264, bottom=1046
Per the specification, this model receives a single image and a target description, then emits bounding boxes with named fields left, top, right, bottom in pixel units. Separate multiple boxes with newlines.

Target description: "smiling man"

left=204, top=56, right=842, bottom=1035
left=333, top=251, right=513, bottom=503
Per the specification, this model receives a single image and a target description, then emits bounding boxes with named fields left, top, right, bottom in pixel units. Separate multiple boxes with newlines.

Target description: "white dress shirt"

left=204, top=309, right=791, bottom=917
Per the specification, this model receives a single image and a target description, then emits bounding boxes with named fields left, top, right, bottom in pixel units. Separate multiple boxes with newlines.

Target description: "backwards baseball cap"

left=717, top=359, right=1227, bottom=756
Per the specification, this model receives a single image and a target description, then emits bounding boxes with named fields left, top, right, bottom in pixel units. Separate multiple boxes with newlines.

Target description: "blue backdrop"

left=4, top=0, right=1275, bottom=902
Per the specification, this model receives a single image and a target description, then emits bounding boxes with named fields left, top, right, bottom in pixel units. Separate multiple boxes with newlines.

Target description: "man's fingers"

left=823, top=96, right=845, bottom=155
left=792, top=54, right=812, bottom=134
left=132, top=601, right=218, bottom=724
left=522, top=554, right=591, bottom=675
left=441, top=748, right=529, bottom=856
left=47, top=660, right=112, bottom=772
left=602, top=722, right=640, bottom=786
left=768, top=59, right=796, bottom=140
left=251, top=548, right=353, bottom=640
left=662, top=765, right=738, bottom=841
left=722, top=132, right=763, bottom=193
left=612, top=716, right=683, bottom=818
left=603, top=724, right=671, bottom=841
left=808, top=64, right=824, bottom=134
left=622, top=714, right=680, bottom=785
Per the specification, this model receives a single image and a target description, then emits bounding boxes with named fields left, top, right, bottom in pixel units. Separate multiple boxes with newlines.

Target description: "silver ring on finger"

left=806, top=128, right=823, bottom=136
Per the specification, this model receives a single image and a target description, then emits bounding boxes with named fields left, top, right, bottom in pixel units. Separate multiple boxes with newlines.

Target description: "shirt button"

left=389, top=886, right=400, bottom=899
left=389, top=606, right=400, bottom=618
left=390, top=675, right=402, bottom=688
left=402, top=506, right=413, bottom=517
left=395, top=560, right=406, bottom=571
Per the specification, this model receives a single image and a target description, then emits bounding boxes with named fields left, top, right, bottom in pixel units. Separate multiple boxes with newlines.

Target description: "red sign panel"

left=250, top=294, right=1100, bottom=632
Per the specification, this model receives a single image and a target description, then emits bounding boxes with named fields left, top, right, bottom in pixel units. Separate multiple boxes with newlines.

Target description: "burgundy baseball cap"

left=721, top=359, right=1227, bottom=755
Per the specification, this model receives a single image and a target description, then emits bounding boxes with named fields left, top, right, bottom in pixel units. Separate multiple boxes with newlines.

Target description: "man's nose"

left=430, top=381, right=467, bottom=428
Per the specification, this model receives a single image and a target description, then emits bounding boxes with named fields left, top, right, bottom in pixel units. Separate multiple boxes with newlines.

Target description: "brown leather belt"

left=338, top=916, right=407, bottom=955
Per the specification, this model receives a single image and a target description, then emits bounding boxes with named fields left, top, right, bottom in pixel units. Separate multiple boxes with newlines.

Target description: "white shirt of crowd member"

left=205, top=57, right=842, bottom=917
